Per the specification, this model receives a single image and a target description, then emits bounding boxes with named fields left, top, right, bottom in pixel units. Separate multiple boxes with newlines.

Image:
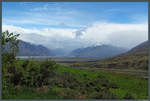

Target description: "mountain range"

left=71, top=40, right=148, bottom=70
left=4, top=40, right=148, bottom=61
left=96, top=41, right=148, bottom=70
left=16, top=41, right=128, bottom=59
left=17, top=41, right=55, bottom=56
left=70, top=45, right=127, bottom=58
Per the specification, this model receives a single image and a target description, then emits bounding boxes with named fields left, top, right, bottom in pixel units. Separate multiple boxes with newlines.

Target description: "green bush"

left=2, top=53, right=15, bottom=64
left=91, top=89, right=117, bottom=99
left=123, top=93, right=135, bottom=99
left=3, top=57, right=58, bottom=87
left=2, top=53, right=16, bottom=86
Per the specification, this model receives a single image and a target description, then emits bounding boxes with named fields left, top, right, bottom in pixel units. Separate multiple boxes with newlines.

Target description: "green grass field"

left=57, top=65, right=148, bottom=99
left=2, top=60, right=148, bottom=99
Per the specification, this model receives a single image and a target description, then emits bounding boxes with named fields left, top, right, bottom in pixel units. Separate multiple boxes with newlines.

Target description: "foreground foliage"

left=2, top=58, right=148, bottom=99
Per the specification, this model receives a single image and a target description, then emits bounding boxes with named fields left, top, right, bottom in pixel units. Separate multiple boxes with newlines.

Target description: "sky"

left=2, top=2, right=148, bottom=51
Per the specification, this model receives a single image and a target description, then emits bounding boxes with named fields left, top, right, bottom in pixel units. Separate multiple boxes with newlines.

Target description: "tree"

left=2, top=31, right=20, bottom=89
left=2, top=30, right=20, bottom=55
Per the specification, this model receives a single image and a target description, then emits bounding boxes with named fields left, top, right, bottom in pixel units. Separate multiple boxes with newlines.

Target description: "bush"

left=3, top=58, right=58, bottom=87
left=40, top=60, right=57, bottom=78
left=91, top=89, right=117, bottom=99
left=123, top=93, right=135, bottom=99
left=2, top=53, right=16, bottom=86
left=2, top=53, right=15, bottom=64
left=23, top=60, right=57, bottom=87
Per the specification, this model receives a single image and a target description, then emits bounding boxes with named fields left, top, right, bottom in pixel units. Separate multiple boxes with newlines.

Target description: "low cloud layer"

left=2, top=22, right=148, bottom=51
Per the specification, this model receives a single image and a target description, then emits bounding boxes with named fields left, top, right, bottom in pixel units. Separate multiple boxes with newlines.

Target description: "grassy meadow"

left=2, top=57, right=148, bottom=99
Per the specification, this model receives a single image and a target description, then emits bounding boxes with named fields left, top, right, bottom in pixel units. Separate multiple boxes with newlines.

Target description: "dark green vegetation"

left=2, top=30, right=20, bottom=54
left=2, top=31, right=148, bottom=99
left=2, top=59, right=148, bottom=99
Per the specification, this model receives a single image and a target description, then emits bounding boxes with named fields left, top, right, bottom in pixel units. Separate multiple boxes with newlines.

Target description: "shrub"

left=2, top=53, right=17, bottom=87
left=40, top=60, right=57, bottom=78
left=123, top=93, right=135, bottom=99
left=108, top=82, right=119, bottom=89
left=91, top=89, right=117, bottom=99
left=24, top=60, right=58, bottom=87
left=62, top=90, right=77, bottom=99
left=22, top=60, right=29, bottom=70
left=2, top=53, right=15, bottom=64
left=3, top=59, right=58, bottom=87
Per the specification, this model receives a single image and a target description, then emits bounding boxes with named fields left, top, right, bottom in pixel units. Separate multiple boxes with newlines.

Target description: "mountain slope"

left=70, top=45, right=127, bottom=58
left=124, top=41, right=148, bottom=55
left=17, top=41, right=55, bottom=56
left=71, top=41, right=148, bottom=70
left=3, top=40, right=55, bottom=56
left=96, top=41, right=148, bottom=70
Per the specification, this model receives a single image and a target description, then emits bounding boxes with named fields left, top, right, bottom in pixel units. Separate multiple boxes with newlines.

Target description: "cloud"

left=80, top=22, right=148, bottom=48
left=74, top=28, right=87, bottom=39
left=3, top=2, right=148, bottom=32
left=2, top=22, right=148, bottom=52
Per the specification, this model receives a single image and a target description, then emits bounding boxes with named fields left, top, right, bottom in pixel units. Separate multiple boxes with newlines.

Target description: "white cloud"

left=2, top=22, right=148, bottom=51
left=81, top=22, right=148, bottom=48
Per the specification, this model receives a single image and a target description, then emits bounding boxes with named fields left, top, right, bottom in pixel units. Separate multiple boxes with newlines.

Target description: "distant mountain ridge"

left=3, top=40, right=55, bottom=56
left=17, top=41, right=55, bottom=56
left=70, top=45, right=127, bottom=59
left=4, top=39, right=148, bottom=59
left=71, top=40, right=148, bottom=70
left=97, top=40, right=148, bottom=70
